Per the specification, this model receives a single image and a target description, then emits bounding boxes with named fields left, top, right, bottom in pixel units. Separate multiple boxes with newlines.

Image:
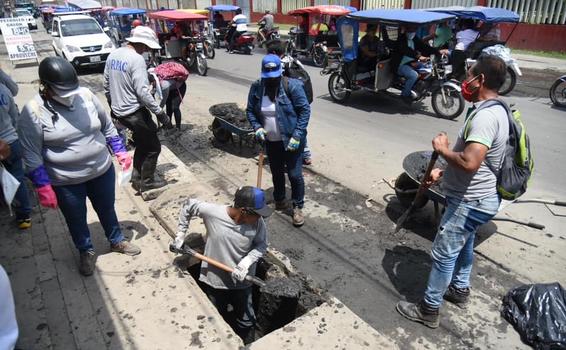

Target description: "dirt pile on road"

left=209, top=103, right=250, bottom=129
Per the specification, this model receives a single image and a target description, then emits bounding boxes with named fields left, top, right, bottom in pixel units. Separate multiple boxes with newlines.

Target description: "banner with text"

left=0, top=18, right=38, bottom=61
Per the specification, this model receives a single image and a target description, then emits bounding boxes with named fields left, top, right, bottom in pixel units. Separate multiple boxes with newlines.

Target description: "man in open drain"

left=173, top=186, right=272, bottom=343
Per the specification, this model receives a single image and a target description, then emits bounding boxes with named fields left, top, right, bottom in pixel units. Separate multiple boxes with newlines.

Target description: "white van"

left=52, top=14, right=115, bottom=67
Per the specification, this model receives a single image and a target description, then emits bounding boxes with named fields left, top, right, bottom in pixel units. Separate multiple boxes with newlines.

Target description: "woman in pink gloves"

left=18, top=57, right=141, bottom=276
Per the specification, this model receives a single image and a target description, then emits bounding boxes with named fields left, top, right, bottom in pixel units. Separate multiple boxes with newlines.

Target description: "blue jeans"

left=423, top=194, right=500, bottom=308
left=53, top=166, right=124, bottom=252
left=397, top=63, right=419, bottom=97
left=3, top=140, right=31, bottom=220
left=266, top=140, right=305, bottom=208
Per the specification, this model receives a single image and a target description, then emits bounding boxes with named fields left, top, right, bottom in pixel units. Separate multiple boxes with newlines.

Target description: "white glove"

left=173, top=232, right=186, bottom=249
left=231, top=256, right=254, bottom=283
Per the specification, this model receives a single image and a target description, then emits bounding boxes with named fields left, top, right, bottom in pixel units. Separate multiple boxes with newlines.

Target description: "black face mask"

left=263, top=77, right=281, bottom=101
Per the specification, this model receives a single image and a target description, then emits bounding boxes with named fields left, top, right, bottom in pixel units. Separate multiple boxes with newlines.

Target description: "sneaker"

left=443, top=285, right=470, bottom=309
left=111, top=241, right=141, bottom=256
left=79, top=250, right=96, bottom=276
left=292, top=207, right=305, bottom=227
left=396, top=300, right=440, bottom=329
left=275, top=200, right=289, bottom=211
left=303, top=158, right=312, bottom=166
left=17, top=218, right=32, bottom=230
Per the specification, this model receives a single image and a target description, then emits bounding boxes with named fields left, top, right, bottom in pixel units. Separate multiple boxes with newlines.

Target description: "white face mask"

left=52, top=94, right=75, bottom=107
left=407, top=32, right=416, bottom=40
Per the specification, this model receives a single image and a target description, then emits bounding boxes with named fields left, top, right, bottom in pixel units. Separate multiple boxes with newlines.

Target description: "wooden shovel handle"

left=257, top=150, right=264, bottom=189
left=192, top=250, right=235, bottom=273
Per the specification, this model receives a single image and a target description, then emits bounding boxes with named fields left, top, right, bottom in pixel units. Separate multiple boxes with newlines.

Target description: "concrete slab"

left=250, top=298, right=400, bottom=350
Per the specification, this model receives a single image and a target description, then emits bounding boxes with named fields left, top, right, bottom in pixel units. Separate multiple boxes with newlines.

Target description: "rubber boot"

left=138, top=158, right=166, bottom=191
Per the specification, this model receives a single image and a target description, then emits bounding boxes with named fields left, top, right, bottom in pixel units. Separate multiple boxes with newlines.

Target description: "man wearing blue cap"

left=173, top=186, right=271, bottom=343
left=246, top=54, right=311, bottom=227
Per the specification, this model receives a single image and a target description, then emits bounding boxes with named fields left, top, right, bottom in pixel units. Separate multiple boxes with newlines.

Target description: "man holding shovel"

left=173, top=186, right=272, bottom=343
left=396, top=55, right=509, bottom=328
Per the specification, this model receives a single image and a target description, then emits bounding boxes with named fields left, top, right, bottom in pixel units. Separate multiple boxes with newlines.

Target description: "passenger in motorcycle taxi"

left=358, top=24, right=382, bottom=71
left=382, top=25, right=448, bottom=104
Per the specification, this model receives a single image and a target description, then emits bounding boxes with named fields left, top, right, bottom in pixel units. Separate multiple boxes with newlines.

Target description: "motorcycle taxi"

left=325, top=9, right=465, bottom=120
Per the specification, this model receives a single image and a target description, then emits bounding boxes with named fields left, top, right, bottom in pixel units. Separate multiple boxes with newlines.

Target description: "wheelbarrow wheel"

left=211, top=119, right=231, bottom=143
left=394, top=172, right=429, bottom=209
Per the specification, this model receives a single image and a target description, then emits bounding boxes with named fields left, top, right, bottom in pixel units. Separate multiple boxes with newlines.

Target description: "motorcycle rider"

left=104, top=26, right=173, bottom=192
left=258, top=10, right=274, bottom=43
left=382, top=25, right=449, bottom=104
left=228, top=9, right=248, bottom=53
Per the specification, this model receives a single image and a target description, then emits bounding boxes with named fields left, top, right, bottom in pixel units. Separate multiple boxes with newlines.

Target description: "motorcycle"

left=550, top=74, right=566, bottom=108
left=186, top=37, right=208, bottom=76
left=225, top=30, right=255, bottom=54
left=327, top=11, right=465, bottom=120
left=256, top=21, right=280, bottom=47
left=427, top=6, right=522, bottom=96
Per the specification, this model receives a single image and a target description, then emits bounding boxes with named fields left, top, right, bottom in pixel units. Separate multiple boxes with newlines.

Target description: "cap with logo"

left=261, top=54, right=282, bottom=79
left=234, top=186, right=273, bottom=218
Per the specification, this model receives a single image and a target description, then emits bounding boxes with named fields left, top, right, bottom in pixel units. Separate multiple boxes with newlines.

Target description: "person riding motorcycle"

left=227, top=9, right=248, bottom=53
left=258, top=10, right=274, bottom=43
left=382, top=25, right=448, bottom=104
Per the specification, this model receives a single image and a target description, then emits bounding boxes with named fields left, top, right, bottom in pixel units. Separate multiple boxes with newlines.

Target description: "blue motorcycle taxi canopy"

left=337, top=9, right=455, bottom=62
left=426, top=6, right=520, bottom=23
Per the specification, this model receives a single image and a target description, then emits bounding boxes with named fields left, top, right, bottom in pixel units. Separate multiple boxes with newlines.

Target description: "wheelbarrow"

left=393, top=151, right=547, bottom=230
left=209, top=103, right=255, bottom=147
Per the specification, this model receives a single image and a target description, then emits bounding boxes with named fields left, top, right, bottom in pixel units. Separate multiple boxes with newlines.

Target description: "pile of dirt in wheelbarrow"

left=209, top=103, right=250, bottom=129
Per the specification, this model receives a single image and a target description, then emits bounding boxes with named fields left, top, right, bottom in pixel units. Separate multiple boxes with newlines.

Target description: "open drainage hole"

left=185, top=258, right=326, bottom=344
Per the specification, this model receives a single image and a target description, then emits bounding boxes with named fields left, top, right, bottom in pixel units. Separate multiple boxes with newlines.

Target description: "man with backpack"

left=396, top=55, right=531, bottom=328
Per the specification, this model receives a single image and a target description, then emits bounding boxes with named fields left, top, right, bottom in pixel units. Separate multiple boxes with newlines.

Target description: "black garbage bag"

left=502, top=283, right=566, bottom=349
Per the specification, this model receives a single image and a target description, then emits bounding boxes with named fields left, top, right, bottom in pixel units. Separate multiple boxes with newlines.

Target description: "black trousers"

left=205, top=286, right=255, bottom=342
left=116, top=108, right=161, bottom=178
left=166, top=82, right=187, bottom=129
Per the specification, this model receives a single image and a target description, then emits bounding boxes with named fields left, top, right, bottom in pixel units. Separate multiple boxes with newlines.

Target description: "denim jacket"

left=246, top=78, right=311, bottom=147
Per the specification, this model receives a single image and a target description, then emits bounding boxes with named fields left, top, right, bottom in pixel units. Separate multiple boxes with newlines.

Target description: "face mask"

left=264, top=77, right=281, bottom=89
left=461, top=75, right=481, bottom=102
left=52, top=94, right=76, bottom=107
left=407, top=32, right=416, bottom=40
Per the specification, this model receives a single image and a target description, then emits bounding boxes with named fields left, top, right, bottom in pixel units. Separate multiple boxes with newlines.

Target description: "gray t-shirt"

left=18, top=88, right=118, bottom=186
left=103, top=47, right=162, bottom=117
left=0, top=83, right=19, bottom=144
left=177, top=199, right=268, bottom=290
left=442, top=101, right=509, bottom=200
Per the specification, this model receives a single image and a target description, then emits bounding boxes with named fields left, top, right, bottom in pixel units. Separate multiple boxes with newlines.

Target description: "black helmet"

left=38, top=57, right=79, bottom=95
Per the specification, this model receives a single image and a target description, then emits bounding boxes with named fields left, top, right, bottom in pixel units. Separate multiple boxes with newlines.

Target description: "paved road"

left=204, top=49, right=566, bottom=200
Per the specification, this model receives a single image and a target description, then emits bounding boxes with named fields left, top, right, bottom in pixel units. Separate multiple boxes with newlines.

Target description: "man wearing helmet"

left=104, top=25, right=173, bottom=192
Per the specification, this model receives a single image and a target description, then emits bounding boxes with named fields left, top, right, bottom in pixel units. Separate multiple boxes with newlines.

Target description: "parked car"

left=51, top=14, right=115, bottom=68
left=14, top=9, right=38, bottom=30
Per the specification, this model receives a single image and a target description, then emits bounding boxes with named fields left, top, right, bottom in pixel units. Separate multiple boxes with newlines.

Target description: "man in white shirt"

left=228, top=9, right=248, bottom=53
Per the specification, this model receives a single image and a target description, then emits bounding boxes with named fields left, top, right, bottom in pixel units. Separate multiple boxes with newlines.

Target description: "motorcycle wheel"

left=498, top=66, right=517, bottom=96
left=206, top=44, right=215, bottom=59
left=550, top=78, right=566, bottom=108
left=431, top=85, right=465, bottom=120
left=328, top=72, right=351, bottom=103
left=312, top=46, right=325, bottom=67
left=196, top=55, right=208, bottom=76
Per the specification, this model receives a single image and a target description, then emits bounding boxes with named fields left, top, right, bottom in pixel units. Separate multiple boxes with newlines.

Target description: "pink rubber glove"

left=115, top=152, right=132, bottom=171
left=37, top=185, right=58, bottom=209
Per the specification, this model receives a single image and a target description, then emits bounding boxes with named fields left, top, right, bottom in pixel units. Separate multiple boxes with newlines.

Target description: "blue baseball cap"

left=234, top=186, right=273, bottom=217
left=261, top=54, right=282, bottom=79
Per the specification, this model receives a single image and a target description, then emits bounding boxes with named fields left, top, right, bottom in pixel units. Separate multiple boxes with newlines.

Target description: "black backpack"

left=282, top=60, right=313, bottom=104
